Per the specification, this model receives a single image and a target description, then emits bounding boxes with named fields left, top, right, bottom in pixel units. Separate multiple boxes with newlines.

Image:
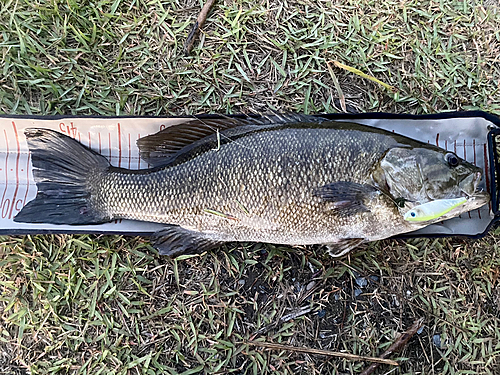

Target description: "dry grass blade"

left=246, top=341, right=399, bottom=366
left=359, top=317, right=425, bottom=375
left=327, top=61, right=347, bottom=112
left=333, top=60, right=397, bottom=93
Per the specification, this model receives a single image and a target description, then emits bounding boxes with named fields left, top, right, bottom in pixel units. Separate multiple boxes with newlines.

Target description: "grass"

left=1, top=0, right=500, bottom=374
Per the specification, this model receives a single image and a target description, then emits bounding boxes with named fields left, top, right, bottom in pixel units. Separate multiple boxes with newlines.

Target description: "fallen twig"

left=251, top=306, right=313, bottom=338
left=359, top=317, right=425, bottom=375
left=183, top=0, right=217, bottom=55
left=246, top=341, right=399, bottom=366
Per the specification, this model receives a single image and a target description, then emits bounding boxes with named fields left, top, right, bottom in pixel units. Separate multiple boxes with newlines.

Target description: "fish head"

left=372, top=146, right=489, bottom=217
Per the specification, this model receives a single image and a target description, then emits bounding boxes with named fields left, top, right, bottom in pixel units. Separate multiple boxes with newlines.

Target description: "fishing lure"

left=404, top=197, right=468, bottom=222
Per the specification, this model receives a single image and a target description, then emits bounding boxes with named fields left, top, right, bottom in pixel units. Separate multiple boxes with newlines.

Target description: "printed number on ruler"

left=59, top=122, right=78, bottom=138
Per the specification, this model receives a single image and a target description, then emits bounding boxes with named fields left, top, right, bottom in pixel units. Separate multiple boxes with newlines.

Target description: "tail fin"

left=14, top=128, right=112, bottom=225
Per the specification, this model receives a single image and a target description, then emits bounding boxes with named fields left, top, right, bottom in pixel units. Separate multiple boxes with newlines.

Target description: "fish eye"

left=410, top=211, right=416, bottom=217
left=445, top=153, right=460, bottom=167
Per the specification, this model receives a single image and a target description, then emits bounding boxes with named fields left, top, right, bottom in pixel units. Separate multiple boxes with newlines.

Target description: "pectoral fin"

left=151, top=226, right=224, bottom=256
left=314, top=181, right=379, bottom=215
left=326, top=238, right=365, bottom=258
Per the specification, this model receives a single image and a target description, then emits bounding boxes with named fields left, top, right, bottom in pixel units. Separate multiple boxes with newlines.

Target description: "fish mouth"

left=458, top=172, right=490, bottom=212
left=450, top=171, right=490, bottom=214
left=464, top=190, right=490, bottom=204
left=459, top=171, right=483, bottom=199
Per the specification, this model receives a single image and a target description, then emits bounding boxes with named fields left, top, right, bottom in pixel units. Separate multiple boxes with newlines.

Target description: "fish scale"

left=14, top=115, right=489, bottom=257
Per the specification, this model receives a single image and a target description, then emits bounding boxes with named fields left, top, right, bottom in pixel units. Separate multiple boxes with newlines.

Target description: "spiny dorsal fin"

left=137, top=113, right=322, bottom=167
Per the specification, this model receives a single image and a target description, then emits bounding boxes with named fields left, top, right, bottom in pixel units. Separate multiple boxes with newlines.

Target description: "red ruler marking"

left=108, top=133, right=112, bottom=161
left=117, top=123, right=122, bottom=168
left=484, top=143, right=492, bottom=213
left=23, top=152, right=30, bottom=206
left=454, top=140, right=457, bottom=154
left=1, top=129, right=9, bottom=217
left=88, top=132, right=91, bottom=149
left=8, top=121, right=21, bottom=219
left=474, top=140, right=479, bottom=218
left=445, top=140, right=448, bottom=150
left=473, top=139, right=476, bottom=165
left=138, top=133, right=141, bottom=169
left=484, top=144, right=490, bottom=194
left=462, top=141, right=469, bottom=218
left=128, top=133, right=131, bottom=169
left=435, top=133, right=440, bottom=147
left=98, top=133, right=102, bottom=154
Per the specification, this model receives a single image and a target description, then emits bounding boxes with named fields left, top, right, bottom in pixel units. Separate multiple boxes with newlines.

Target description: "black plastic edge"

left=1, top=110, right=500, bottom=124
left=487, top=128, right=500, bottom=215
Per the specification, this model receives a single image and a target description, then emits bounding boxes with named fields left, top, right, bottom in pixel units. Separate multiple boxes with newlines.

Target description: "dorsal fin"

left=137, top=113, right=322, bottom=167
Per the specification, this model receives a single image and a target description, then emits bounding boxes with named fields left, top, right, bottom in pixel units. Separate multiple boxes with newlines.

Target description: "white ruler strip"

left=0, top=115, right=496, bottom=236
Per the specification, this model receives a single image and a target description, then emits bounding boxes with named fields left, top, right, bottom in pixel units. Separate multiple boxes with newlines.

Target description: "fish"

left=13, top=113, right=490, bottom=257
left=404, top=197, right=467, bottom=222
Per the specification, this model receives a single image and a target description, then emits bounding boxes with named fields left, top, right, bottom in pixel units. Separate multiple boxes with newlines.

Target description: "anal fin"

left=326, top=238, right=365, bottom=258
left=151, top=225, right=224, bottom=256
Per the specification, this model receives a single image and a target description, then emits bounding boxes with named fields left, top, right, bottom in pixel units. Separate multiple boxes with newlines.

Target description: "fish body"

left=404, top=197, right=467, bottom=222
left=14, top=114, right=490, bottom=256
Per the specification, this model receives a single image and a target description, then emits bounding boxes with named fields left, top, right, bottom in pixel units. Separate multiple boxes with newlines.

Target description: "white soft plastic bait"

left=404, top=197, right=468, bottom=222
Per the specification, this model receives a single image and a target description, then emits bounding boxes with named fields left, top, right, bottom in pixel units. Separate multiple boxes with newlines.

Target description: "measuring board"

left=0, top=114, right=498, bottom=238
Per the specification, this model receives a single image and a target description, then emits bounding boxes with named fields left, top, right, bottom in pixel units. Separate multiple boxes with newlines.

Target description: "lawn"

left=1, top=0, right=500, bottom=374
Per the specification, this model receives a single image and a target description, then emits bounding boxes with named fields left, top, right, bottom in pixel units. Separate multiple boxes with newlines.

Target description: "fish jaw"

left=456, top=191, right=490, bottom=214
left=458, top=171, right=483, bottom=198
left=431, top=169, right=489, bottom=222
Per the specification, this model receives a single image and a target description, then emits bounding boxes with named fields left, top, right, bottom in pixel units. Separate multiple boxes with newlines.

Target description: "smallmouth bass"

left=14, top=114, right=490, bottom=257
